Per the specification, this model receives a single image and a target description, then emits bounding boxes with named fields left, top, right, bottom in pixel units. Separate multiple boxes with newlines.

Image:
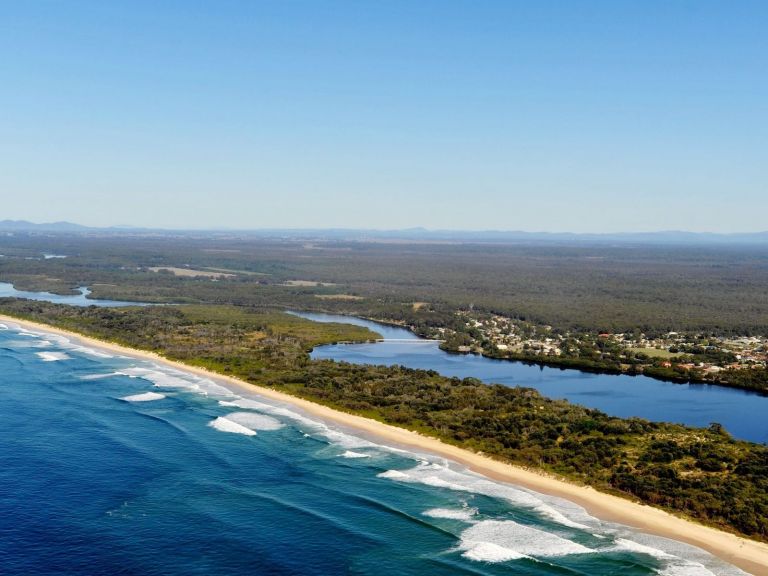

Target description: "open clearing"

left=631, top=347, right=680, bottom=359
left=149, top=267, right=235, bottom=279
left=314, top=294, right=364, bottom=301
left=282, top=280, right=336, bottom=287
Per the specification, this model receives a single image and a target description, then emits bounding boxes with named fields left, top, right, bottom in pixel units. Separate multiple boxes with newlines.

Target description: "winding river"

left=293, top=311, right=768, bottom=444
left=0, top=282, right=148, bottom=307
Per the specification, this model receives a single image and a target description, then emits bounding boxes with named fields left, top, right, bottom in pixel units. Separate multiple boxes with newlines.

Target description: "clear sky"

left=1, top=1, right=766, bottom=232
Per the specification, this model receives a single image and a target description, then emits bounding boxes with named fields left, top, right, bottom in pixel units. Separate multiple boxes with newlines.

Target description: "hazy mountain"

left=1, top=220, right=767, bottom=244
left=0, top=220, right=90, bottom=232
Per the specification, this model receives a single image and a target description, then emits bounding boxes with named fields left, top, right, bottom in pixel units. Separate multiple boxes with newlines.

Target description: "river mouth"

left=291, top=311, right=768, bottom=444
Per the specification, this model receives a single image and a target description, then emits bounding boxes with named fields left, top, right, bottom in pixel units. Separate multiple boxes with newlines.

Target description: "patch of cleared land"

left=631, top=347, right=680, bottom=359
left=314, top=294, right=364, bottom=301
left=204, top=267, right=270, bottom=276
left=149, top=267, right=235, bottom=279
left=282, top=280, right=336, bottom=287
left=412, top=302, right=428, bottom=310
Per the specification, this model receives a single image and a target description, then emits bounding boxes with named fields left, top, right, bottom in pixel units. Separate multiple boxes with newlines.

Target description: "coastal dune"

left=2, top=313, right=767, bottom=574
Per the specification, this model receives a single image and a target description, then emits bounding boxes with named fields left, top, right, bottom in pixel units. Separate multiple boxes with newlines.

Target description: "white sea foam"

left=17, top=330, right=41, bottom=338
left=120, top=367, right=197, bottom=389
left=224, top=412, right=284, bottom=431
left=80, top=372, right=125, bottom=380
left=394, top=468, right=742, bottom=573
left=209, top=416, right=257, bottom=436
left=0, top=323, right=7, bottom=330
left=459, top=520, right=592, bottom=562
left=219, top=398, right=274, bottom=411
left=341, top=450, right=371, bottom=459
left=377, top=461, right=594, bottom=530
left=379, top=469, right=410, bottom=480
left=121, top=392, right=166, bottom=402
left=323, top=428, right=382, bottom=450
left=606, top=532, right=747, bottom=575
left=462, top=542, right=529, bottom=562
left=44, top=334, right=70, bottom=346
left=423, top=507, right=477, bottom=521
left=35, top=351, right=71, bottom=362
left=55, top=336, right=113, bottom=361
left=658, top=563, right=719, bottom=576
left=31, top=333, right=73, bottom=351
left=614, top=538, right=675, bottom=559
left=5, top=338, right=52, bottom=349
left=219, top=398, right=398, bottom=453
left=6, top=324, right=118, bottom=359
left=71, top=345, right=114, bottom=358
left=120, top=366, right=234, bottom=397
left=219, top=398, right=324, bottom=432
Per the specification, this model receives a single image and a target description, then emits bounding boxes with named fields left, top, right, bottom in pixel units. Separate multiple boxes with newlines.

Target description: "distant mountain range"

left=0, top=220, right=91, bottom=232
left=2, top=220, right=768, bottom=245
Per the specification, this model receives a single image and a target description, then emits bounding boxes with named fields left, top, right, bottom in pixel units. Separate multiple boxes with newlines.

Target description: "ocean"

left=0, top=321, right=746, bottom=575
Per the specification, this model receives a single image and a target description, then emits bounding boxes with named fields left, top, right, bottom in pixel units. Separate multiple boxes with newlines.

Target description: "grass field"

left=631, top=347, right=680, bottom=359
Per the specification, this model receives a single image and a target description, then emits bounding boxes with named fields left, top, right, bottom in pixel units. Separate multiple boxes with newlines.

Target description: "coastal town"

left=427, top=310, right=768, bottom=390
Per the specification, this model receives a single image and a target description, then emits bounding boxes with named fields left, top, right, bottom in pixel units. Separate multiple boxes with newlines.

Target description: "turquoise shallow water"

left=0, top=321, right=748, bottom=575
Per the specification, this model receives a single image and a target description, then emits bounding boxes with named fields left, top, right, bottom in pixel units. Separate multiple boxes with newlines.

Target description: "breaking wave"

left=218, top=398, right=397, bottom=454
left=422, top=507, right=477, bottom=521
left=223, top=411, right=284, bottom=431
left=120, top=366, right=234, bottom=397
left=377, top=461, right=594, bottom=530
left=459, top=519, right=592, bottom=561
left=208, top=416, right=258, bottom=436
left=121, top=392, right=166, bottom=402
left=36, top=351, right=71, bottom=362
left=341, top=450, right=371, bottom=459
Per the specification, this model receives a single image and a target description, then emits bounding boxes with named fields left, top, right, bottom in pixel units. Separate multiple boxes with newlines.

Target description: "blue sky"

left=1, top=1, right=766, bottom=232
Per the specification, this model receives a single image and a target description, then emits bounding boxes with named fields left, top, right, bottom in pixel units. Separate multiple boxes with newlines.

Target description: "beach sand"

left=2, top=313, right=766, bottom=574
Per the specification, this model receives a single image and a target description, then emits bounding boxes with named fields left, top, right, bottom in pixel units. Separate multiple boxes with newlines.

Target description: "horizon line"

left=2, top=220, right=768, bottom=238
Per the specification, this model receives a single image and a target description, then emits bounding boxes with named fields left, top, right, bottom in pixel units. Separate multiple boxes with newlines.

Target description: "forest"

left=2, top=232, right=768, bottom=335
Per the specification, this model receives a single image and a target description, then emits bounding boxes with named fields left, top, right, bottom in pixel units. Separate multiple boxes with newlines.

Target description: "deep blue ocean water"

left=295, top=312, right=768, bottom=444
left=0, top=320, right=748, bottom=575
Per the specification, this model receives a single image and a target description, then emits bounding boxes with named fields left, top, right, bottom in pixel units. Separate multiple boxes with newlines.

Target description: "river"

left=293, top=311, right=768, bottom=444
left=0, top=282, right=149, bottom=307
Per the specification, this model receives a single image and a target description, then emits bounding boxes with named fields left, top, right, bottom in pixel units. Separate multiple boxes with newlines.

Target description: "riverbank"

left=2, top=313, right=767, bottom=574
left=328, top=311, right=768, bottom=396
left=421, top=312, right=768, bottom=395
left=440, top=341, right=768, bottom=395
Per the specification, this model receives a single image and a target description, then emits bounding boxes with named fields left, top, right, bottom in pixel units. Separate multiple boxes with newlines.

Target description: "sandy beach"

left=2, top=313, right=767, bottom=574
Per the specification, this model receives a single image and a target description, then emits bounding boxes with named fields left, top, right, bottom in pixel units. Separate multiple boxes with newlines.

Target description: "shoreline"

left=1, top=313, right=767, bottom=574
